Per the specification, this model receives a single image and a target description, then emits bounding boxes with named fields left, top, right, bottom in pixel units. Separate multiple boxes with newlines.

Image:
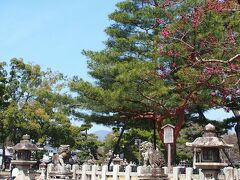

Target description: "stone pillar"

left=238, top=168, right=240, bottom=180
left=137, top=166, right=143, bottom=176
left=101, top=165, right=108, bottom=180
left=72, top=164, right=80, bottom=180
left=186, top=167, right=193, bottom=180
left=38, top=167, right=46, bottom=180
left=81, top=164, right=89, bottom=180
left=47, top=163, right=54, bottom=179
left=233, top=168, right=239, bottom=180
left=172, top=167, right=180, bottom=180
left=15, top=170, right=30, bottom=180
left=113, top=165, right=119, bottom=180
left=125, top=165, right=131, bottom=180
left=91, top=165, right=97, bottom=180
left=224, top=167, right=234, bottom=180
left=199, top=169, right=204, bottom=180
left=163, top=166, right=168, bottom=175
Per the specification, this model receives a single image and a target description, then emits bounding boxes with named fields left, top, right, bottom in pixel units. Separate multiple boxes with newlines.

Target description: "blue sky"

left=0, top=0, right=121, bottom=132
left=0, top=0, right=235, bottom=132
left=0, top=0, right=120, bottom=80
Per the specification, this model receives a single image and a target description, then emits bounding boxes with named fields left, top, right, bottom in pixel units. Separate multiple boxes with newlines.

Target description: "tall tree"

left=155, top=0, right=240, bottom=152
left=0, top=59, right=102, bottom=168
left=0, top=59, right=75, bottom=168
left=1, top=59, right=72, bottom=144
left=70, top=0, right=240, bottom=161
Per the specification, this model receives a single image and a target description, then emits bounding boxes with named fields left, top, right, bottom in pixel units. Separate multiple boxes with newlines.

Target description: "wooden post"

left=167, top=144, right=171, bottom=173
left=161, top=124, right=175, bottom=173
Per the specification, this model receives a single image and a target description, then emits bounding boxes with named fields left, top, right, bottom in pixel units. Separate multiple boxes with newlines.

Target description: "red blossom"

left=228, top=63, right=238, bottom=71
left=181, top=15, right=187, bottom=23
left=160, top=29, right=171, bottom=38
left=167, top=50, right=174, bottom=56
left=192, top=8, right=203, bottom=28
left=172, top=63, right=177, bottom=69
left=156, top=18, right=165, bottom=25
left=160, top=0, right=171, bottom=8
left=206, top=1, right=236, bottom=12
left=159, top=49, right=165, bottom=54
left=159, top=66, right=165, bottom=71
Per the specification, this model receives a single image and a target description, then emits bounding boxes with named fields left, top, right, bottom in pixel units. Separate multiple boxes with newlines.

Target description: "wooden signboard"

left=162, top=124, right=175, bottom=144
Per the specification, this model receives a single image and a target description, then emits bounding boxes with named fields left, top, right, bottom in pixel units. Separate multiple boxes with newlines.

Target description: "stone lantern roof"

left=13, top=134, right=39, bottom=151
left=186, top=123, right=233, bottom=148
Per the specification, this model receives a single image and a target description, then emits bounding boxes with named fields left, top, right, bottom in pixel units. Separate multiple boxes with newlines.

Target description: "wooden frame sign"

left=162, top=124, right=175, bottom=144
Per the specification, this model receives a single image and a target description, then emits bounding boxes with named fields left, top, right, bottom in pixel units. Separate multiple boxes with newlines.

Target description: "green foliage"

left=176, top=123, right=204, bottom=162
left=75, top=132, right=102, bottom=164
left=70, top=0, right=240, bottom=162
left=73, top=2, right=175, bottom=117
left=101, top=127, right=163, bottom=165
left=0, top=59, right=90, bottom=149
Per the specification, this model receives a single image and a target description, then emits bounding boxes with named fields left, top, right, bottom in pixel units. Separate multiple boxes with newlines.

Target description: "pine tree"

left=70, top=0, right=240, bottom=161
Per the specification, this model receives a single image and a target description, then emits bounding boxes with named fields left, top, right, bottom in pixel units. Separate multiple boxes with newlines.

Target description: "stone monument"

left=47, top=145, right=72, bottom=179
left=11, top=134, right=39, bottom=180
left=138, top=141, right=167, bottom=180
left=186, top=123, right=234, bottom=180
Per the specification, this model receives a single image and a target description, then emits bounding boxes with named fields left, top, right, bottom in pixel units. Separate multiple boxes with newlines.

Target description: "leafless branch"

left=196, top=54, right=240, bottom=63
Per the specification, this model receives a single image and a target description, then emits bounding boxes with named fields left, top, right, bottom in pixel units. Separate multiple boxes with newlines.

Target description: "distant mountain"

left=93, top=130, right=111, bottom=141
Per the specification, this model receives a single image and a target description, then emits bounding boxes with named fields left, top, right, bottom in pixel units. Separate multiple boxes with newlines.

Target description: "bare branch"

left=235, top=79, right=240, bottom=86
left=196, top=54, right=240, bottom=63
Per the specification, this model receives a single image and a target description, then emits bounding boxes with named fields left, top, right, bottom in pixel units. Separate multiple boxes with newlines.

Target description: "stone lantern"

left=112, top=154, right=123, bottom=165
left=186, top=123, right=233, bottom=179
left=11, top=134, right=39, bottom=180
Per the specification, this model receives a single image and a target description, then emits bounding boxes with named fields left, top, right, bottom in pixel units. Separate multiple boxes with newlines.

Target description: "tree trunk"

left=173, top=107, right=186, bottom=164
left=153, top=120, right=157, bottom=150
left=2, top=142, right=5, bottom=170
left=108, top=125, right=126, bottom=169
left=0, top=122, right=5, bottom=170
left=232, top=110, right=240, bottom=155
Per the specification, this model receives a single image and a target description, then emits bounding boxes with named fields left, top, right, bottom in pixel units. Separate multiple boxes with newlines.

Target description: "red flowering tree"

left=70, top=0, right=240, bottom=161
left=154, top=0, right=240, bottom=156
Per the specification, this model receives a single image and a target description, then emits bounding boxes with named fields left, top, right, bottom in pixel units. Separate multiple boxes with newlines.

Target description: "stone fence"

left=46, top=164, right=240, bottom=180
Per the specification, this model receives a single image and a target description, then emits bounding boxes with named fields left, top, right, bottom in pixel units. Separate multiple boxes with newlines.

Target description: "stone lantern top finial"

left=22, top=134, right=30, bottom=140
left=203, top=123, right=216, bottom=137
left=205, top=123, right=216, bottom=132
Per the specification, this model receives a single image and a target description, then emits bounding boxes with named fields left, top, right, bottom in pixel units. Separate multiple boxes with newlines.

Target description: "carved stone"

left=139, top=141, right=165, bottom=168
left=48, top=145, right=72, bottom=179
left=138, top=141, right=167, bottom=180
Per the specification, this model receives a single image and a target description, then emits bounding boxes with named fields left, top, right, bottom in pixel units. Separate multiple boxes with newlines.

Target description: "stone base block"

left=48, top=171, right=72, bottom=179
left=138, top=167, right=168, bottom=180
